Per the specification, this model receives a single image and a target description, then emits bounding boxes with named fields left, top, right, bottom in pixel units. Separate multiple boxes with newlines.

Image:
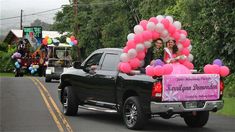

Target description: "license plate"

left=185, top=102, right=198, bottom=109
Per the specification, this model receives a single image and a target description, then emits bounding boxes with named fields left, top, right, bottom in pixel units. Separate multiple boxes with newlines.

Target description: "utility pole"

left=73, top=0, right=81, bottom=61
left=20, top=9, right=23, bottom=30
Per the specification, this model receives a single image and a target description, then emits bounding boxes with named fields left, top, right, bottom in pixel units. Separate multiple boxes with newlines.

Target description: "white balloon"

left=128, top=49, right=137, bottom=59
left=173, top=21, right=182, bottom=30
left=161, top=30, right=169, bottom=38
left=144, top=41, right=152, bottom=48
left=179, top=34, right=186, bottom=42
left=147, top=22, right=155, bottom=31
left=166, top=16, right=174, bottom=24
left=127, top=33, right=135, bottom=41
left=134, top=25, right=144, bottom=34
left=177, top=43, right=183, bottom=51
left=120, top=53, right=129, bottom=62
left=188, top=54, right=194, bottom=62
left=66, top=37, right=71, bottom=43
left=156, top=15, right=164, bottom=22
left=162, top=37, right=169, bottom=43
left=155, top=23, right=164, bottom=33
left=188, top=45, right=192, bottom=51
left=136, top=43, right=145, bottom=51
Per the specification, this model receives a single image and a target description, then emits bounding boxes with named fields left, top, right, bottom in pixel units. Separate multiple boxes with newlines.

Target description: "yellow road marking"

left=33, top=77, right=73, bottom=132
left=29, top=77, right=64, bottom=132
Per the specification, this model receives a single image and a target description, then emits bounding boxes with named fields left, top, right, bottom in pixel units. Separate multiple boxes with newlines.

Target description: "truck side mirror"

left=73, top=61, right=81, bottom=69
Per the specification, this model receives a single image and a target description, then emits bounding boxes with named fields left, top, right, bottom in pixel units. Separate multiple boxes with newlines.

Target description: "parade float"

left=118, top=15, right=230, bottom=102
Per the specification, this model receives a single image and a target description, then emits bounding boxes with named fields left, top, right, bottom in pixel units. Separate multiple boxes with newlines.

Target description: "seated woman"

left=164, top=39, right=179, bottom=64
left=164, top=39, right=191, bottom=74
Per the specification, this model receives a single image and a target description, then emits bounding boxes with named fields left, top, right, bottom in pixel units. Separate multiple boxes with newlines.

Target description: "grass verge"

left=217, top=97, right=235, bottom=117
left=0, top=72, right=14, bottom=77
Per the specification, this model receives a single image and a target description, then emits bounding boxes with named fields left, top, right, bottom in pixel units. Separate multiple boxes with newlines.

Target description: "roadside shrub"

left=224, top=73, right=235, bottom=97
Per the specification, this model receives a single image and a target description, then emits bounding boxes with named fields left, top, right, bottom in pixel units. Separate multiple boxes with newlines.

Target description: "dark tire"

left=62, top=86, right=78, bottom=116
left=15, top=69, right=20, bottom=77
left=184, top=111, right=209, bottom=128
left=20, top=73, right=24, bottom=77
left=123, top=96, right=147, bottom=130
left=45, top=77, right=51, bottom=82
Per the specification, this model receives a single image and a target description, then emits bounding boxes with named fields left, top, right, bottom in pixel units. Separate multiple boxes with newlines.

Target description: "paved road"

left=1, top=77, right=235, bottom=132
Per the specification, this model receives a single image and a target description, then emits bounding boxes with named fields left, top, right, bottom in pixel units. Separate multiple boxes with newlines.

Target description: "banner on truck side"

left=162, top=74, right=220, bottom=101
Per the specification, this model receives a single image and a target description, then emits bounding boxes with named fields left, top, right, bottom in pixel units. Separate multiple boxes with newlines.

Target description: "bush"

left=224, top=73, right=235, bottom=97
left=0, top=43, right=16, bottom=73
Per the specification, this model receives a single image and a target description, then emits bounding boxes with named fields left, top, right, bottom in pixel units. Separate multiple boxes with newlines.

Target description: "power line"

left=0, top=1, right=118, bottom=21
left=0, top=7, right=62, bottom=21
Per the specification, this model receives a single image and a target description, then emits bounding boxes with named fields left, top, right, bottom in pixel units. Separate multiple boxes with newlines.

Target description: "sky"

left=0, top=0, right=70, bottom=35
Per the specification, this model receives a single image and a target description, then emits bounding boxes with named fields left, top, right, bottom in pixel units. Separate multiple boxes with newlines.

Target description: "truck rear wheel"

left=62, top=86, right=78, bottom=116
left=184, top=111, right=209, bottom=128
left=123, top=96, right=147, bottom=130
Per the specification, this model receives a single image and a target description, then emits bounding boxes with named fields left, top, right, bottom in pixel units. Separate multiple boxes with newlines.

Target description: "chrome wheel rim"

left=124, top=102, right=137, bottom=127
left=63, top=91, right=68, bottom=113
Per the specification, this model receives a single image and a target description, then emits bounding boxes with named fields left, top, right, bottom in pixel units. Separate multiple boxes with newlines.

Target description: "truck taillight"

left=152, top=82, right=162, bottom=97
left=220, top=80, right=224, bottom=95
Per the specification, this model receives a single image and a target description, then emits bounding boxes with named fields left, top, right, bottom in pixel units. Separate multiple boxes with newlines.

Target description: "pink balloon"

left=172, top=32, right=180, bottom=41
left=154, top=66, right=164, bottom=76
left=161, top=18, right=170, bottom=29
left=129, top=58, right=141, bottom=69
left=178, top=58, right=186, bottom=64
left=204, top=64, right=213, bottom=74
left=181, top=48, right=190, bottom=56
left=123, top=46, right=129, bottom=53
left=73, top=40, right=78, bottom=45
left=212, top=64, right=220, bottom=74
left=182, top=39, right=191, bottom=48
left=139, top=20, right=148, bottom=30
left=136, top=51, right=145, bottom=60
left=152, top=31, right=160, bottom=40
left=70, top=36, right=75, bottom=41
left=142, top=31, right=152, bottom=41
left=219, top=66, right=230, bottom=77
left=145, top=66, right=155, bottom=76
left=126, top=40, right=136, bottom=49
left=163, top=64, right=173, bottom=75
left=168, top=24, right=176, bottom=35
left=120, top=62, right=131, bottom=73
left=134, top=34, right=143, bottom=44
left=180, top=30, right=188, bottom=37
left=187, top=62, right=194, bottom=70
left=149, top=17, right=158, bottom=24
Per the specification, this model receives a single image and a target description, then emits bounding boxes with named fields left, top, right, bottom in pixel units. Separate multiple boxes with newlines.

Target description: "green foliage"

left=0, top=44, right=16, bottom=72
left=224, top=73, right=235, bottom=97
left=52, top=0, right=235, bottom=96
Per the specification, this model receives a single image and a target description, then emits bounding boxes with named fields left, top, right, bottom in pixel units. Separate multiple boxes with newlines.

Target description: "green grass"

left=0, top=72, right=14, bottom=77
left=217, top=97, right=235, bottom=117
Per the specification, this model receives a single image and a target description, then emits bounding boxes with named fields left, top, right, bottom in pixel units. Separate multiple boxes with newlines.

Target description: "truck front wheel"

left=123, top=96, right=147, bottom=130
left=62, top=86, right=78, bottom=116
left=184, top=111, right=209, bottom=128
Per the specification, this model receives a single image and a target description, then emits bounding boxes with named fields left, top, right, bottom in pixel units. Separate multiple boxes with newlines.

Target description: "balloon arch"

left=119, top=15, right=193, bottom=76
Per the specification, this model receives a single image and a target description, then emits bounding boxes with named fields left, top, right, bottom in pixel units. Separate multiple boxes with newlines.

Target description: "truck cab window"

left=85, top=53, right=103, bottom=68
left=101, top=53, right=120, bottom=71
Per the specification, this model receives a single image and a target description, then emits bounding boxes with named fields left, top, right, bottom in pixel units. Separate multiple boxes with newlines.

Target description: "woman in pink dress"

left=164, top=39, right=191, bottom=74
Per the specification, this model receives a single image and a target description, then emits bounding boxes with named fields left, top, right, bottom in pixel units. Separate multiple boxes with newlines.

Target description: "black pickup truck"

left=58, top=48, right=224, bottom=130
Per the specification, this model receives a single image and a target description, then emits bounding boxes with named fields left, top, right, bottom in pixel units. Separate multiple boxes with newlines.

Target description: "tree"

left=30, top=19, right=52, bottom=30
